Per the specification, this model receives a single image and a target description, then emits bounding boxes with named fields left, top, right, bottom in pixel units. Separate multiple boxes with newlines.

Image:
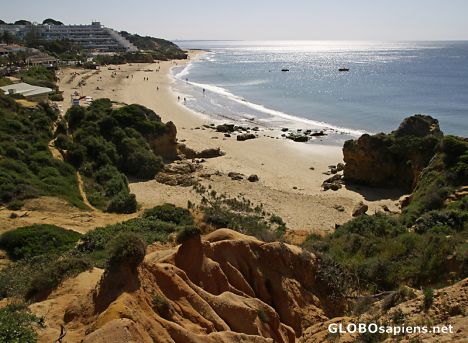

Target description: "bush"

left=49, top=92, right=64, bottom=101
left=26, top=257, right=92, bottom=300
left=0, top=224, right=82, bottom=260
left=6, top=199, right=24, bottom=210
left=0, top=304, right=40, bottom=343
left=175, top=226, right=201, bottom=244
left=423, top=288, right=434, bottom=312
left=107, top=192, right=137, bottom=214
left=143, top=203, right=193, bottom=225
left=107, top=233, right=146, bottom=271
left=152, top=293, right=172, bottom=319
left=194, top=185, right=286, bottom=241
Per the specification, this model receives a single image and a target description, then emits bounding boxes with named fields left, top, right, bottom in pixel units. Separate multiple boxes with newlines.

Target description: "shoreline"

left=57, top=52, right=402, bottom=232
left=169, top=51, right=367, bottom=145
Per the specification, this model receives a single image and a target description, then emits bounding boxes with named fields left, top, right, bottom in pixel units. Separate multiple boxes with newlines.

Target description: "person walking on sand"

left=178, top=96, right=180, bottom=101
left=157, top=86, right=159, bottom=91
left=203, top=88, right=206, bottom=94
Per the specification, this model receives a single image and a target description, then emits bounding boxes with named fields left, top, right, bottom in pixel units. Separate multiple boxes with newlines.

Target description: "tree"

left=14, top=20, right=31, bottom=25
left=42, top=18, right=63, bottom=25
left=1, top=31, right=14, bottom=44
left=24, top=26, right=41, bottom=48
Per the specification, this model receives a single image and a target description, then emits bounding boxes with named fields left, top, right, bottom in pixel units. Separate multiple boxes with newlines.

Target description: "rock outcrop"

left=178, top=144, right=225, bottom=159
left=30, top=229, right=346, bottom=343
left=343, top=115, right=442, bottom=190
left=300, top=278, right=468, bottom=342
left=150, top=121, right=179, bottom=161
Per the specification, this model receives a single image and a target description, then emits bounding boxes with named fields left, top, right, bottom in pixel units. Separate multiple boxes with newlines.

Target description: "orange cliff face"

left=29, top=229, right=346, bottom=343
left=26, top=228, right=468, bottom=342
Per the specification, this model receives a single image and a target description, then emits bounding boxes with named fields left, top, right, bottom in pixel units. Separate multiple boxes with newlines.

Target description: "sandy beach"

left=57, top=52, right=402, bottom=233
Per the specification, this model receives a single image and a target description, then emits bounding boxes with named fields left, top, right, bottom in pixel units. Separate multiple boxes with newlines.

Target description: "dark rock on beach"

left=247, top=174, right=259, bottom=182
left=237, top=133, right=256, bottom=141
left=352, top=201, right=368, bottom=217
left=228, top=172, right=245, bottom=180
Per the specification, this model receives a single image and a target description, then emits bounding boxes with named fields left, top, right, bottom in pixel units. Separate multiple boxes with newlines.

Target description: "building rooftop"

left=0, top=82, right=53, bottom=97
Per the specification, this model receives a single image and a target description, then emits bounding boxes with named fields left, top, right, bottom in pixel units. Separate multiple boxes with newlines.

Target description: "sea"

left=172, top=41, right=468, bottom=144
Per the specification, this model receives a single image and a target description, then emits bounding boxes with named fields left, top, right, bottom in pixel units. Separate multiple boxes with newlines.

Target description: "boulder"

left=311, top=131, right=326, bottom=137
left=216, top=124, right=235, bottom=133
left=228, top=172, right=244, bottom=180
left=237, top=133, right=256, bottom=141
left=352, top=201, right=368, bottom=217
left=247, top=174, right=259, bottom=182
left=178, top=144, right=224, bottom=159
left=394, top=114, right=442, bottom=138
left=333, top=205, right=345, bottom=212
left=150, top=121, right=178, bottom=161
left=286, top=133, right=309, bottom=142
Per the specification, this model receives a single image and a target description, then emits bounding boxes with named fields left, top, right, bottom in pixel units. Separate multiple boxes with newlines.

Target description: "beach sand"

left=57, top=52, right=403, bottom=233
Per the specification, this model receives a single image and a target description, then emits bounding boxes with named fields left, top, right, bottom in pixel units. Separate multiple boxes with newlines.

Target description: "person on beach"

left=178, top=96, right=180, bottom=101
left=203, top=88, right=206, bottom=94
left=184, top=97, right=186, bottom=103
left=157, top=86, right=159, bottom=91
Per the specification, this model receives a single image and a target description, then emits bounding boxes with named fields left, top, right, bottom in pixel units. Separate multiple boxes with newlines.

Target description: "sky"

left=2, top=0, right=468, bottom=41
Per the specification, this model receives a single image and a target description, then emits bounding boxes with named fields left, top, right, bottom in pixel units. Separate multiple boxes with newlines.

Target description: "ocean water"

left=172, top=41, right=468, bottom=142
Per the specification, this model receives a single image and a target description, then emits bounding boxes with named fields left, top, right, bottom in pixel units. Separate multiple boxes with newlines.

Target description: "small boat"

left=339, top=68, right=350, bottom=72
left=281, top=68, right=289, bottom=72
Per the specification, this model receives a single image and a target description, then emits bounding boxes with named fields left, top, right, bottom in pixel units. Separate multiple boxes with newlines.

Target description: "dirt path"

left=48, top=138, right=64, bottom=161
left=76, top=172, right=98, bottom=212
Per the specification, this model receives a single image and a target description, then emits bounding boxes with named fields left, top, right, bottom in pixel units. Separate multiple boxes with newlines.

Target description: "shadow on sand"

left=345, top=183, right=408, bottom=202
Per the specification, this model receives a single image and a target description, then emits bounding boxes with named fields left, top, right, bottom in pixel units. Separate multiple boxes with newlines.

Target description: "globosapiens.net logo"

left=328, top=322, right=454, bottom=336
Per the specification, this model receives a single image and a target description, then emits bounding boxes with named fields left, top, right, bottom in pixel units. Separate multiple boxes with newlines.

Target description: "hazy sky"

left=2, top=0, right=468, bottom=41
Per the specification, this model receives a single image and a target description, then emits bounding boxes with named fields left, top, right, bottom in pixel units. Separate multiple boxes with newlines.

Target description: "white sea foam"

left=181, top=79, right=366, bottom=136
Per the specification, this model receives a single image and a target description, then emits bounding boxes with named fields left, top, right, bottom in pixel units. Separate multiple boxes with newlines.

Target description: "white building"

left=0, top=22, right=138, bottom=53
left=0, top=82, right=53, bottom=102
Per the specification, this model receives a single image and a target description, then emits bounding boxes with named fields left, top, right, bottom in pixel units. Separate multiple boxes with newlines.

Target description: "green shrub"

left=175, top=226, right=201, bottom=244
left=0, top=255, right=90, bottom=300
left=257, top=308, right=269, bottom=323
left=6, top=199, right=24, bottom=210
left=0, top=224, right=82, bottom=260
left=423, top=288, right=434, bottom=312
left=143, top=203, right=193, bottom=225
left=107, top=233, right=146, bottom=271
left=26, top=257, right=92, bottom=300
left=194, top=185, right=286, bottom=241
left=107, top=192, right=137, bottom=214
left=49, top=92, right=64, bottom=101
left=0, top=304, right=40, bottom=343
left=152, top=293, right=172, bottom=319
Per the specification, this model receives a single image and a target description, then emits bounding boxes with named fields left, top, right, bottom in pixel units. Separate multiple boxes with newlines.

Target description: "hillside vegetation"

left=305, top=119, right=468, bottom=293
left=57, top=98, right=171, bottom=213
left=0, top=94, right=84, bottom=209
left=120, top=31, right=187, bottom=60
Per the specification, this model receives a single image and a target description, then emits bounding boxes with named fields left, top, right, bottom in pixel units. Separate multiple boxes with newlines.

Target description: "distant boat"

left=281, top=68, right=289, bottom=72
left=339, top=68, right=350, bottom=72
